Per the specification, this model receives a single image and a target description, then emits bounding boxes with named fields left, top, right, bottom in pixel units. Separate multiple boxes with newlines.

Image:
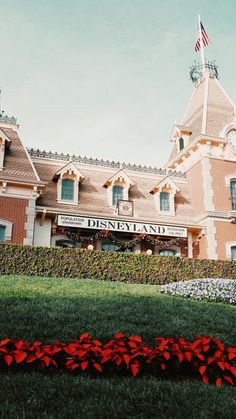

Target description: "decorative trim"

left=28, top=148, right=186, bottom=178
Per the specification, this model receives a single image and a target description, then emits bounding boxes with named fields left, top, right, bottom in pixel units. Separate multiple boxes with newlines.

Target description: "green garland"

left=64, top=228, right=187, bottom=250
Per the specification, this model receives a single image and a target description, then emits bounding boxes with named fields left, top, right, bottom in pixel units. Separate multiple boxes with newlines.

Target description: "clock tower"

left=165, top=62, right=236, bottom=260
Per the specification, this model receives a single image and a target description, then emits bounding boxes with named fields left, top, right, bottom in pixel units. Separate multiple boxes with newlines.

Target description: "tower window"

left=112, top=186, right=123, bottom=206
left=230, top=180, right=236, bottom=210
left=179, top=137, right=184, bottom=151
left=160, top=192, right=170, bottom=211
left=61, top=179, right=74, bottom=201
left=0, top=226, right=5, bottom=241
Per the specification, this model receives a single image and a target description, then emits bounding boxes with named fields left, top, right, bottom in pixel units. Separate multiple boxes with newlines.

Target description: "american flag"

left=195, top=22, right=210, bottom=52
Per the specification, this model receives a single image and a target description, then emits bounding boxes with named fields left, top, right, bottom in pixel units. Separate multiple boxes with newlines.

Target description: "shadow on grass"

left=0, top=276, right=235, bottom=346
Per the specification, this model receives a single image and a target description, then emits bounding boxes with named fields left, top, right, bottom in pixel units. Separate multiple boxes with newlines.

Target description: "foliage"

left=160, top=278, right=236, bottom=304
left=0, top=244, right=235, bottom=284
left=0, top=334, right=235, bottom=386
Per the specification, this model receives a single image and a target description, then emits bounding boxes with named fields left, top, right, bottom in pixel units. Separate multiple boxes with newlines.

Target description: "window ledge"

left=157, top=211, right=175, bottom=216
left=57, top=199, right=79, bottom=206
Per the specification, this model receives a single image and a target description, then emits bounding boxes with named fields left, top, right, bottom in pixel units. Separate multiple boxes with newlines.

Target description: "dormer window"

left=103, top=169, right=134, bottom=208
left=160, top=192, right=170, bottom=212
left=53, top=161, right=85, bottom=205
left=112, top=185, right=123, bottom=206
left=150, top=177, right=179, bottom=216
left=61, top=179, right=75, bottom=201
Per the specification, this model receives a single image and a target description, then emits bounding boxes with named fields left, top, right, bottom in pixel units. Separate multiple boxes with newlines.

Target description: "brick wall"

left=0, top=196, right=28, bottom=244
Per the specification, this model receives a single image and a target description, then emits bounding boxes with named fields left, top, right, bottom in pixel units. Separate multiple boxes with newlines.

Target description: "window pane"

left=231, top=246, right=236, bottom=260
left=0, top=226, right=5, bottom=241
left=159, top=249, right=176, bottom=256
left=230, top=181, right=236, bottom=210
left=179, top=137, right=184, bottom=151
left=102, top=243, right=120, bottom=252
left=160, top=192, right=170, bottom=211
left=61, top=179, right=74, bottom=200
left=112, top=186, right=123, bottom=206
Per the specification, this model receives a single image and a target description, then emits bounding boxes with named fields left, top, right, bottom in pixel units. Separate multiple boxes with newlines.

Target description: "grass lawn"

left=0, top=275, right=235, bottom=418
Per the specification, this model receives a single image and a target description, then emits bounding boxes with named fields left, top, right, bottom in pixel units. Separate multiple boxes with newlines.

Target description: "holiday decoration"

left=64, top=228, right=187, bottom=250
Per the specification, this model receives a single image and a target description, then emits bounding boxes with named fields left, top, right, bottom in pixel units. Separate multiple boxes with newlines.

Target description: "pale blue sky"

left=1, top=0, right=236, bottom=166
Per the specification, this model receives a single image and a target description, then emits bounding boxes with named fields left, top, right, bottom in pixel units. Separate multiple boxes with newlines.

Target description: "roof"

left=33, top=158, right=197, bottom=226
left=0, top=128, right=41, bottom=183
left=168, top=71, right=236, bottom=162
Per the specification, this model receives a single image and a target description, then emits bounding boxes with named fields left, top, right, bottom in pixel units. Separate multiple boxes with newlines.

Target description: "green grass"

left=0, top=275, right=235, bottom=418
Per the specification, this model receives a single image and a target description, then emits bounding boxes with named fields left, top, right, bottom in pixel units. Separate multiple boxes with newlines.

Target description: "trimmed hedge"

left=0, top=244, right=235, bottom=284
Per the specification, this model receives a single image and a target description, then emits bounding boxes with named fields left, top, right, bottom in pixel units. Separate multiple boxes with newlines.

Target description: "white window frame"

left=57, top=176, right=79, bottom=205
left=226, top=241, right=236, bottom=260
left=0, top=219, right=13, bottom=241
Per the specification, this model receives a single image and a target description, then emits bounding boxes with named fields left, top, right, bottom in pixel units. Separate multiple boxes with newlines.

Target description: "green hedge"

left=0, top=244, right=235, bottom=284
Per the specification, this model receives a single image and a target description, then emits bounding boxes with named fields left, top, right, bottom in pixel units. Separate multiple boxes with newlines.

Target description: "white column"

left=187, top=231, right=193, bottom=258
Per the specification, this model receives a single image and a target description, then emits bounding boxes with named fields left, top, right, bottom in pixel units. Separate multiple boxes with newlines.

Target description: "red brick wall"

left=0, top=196, right=28, bottom=244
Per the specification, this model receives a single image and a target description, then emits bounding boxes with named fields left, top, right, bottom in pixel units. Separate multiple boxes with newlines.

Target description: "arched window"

left=231, top=246, right=236, bottom=260
left=159, top=249, right=176, bottom=256
left=0, top=226, right=5, bottom=241
left=112, top=186, right=123, bottom=206
left=160, top=192, right=170, bottom=211
left=179, top=137, right=184, bottom=151
left=61, top=179, right=74, bottom=201
left=230, top=180, right=236, bottom=210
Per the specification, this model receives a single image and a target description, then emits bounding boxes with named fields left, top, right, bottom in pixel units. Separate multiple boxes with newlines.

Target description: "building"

left=0, top=62, right=236, bottom=260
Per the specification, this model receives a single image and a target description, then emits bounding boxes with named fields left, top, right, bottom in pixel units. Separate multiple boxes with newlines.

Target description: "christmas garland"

left=63, top=228, right=187, bottom=250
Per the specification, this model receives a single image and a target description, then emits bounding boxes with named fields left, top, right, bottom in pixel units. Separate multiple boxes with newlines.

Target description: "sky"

left=1, top=0, right=236, bottom=167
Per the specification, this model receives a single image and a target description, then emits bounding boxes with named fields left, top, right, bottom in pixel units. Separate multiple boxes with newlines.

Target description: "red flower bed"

left=0, top=334, right=235, bottom=386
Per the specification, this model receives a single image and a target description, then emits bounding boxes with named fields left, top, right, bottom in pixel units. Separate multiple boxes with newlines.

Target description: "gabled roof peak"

left=150, top=176, right=180, bottom=194
left=103, top=169, right=134, bottom=188
left=53, top=161, right=85, bottom=182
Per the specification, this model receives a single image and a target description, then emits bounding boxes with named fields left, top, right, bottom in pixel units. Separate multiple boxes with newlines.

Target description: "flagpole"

left=198, top=14, right=205, bottom=69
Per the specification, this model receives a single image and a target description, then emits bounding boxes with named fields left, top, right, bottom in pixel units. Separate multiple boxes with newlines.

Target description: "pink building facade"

left=0, top=64, right=236, bottom=260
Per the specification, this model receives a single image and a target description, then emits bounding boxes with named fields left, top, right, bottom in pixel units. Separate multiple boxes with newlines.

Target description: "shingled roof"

left=33, top=157, right=197, bottom=226
left=0, top=127, right=41, bottom=184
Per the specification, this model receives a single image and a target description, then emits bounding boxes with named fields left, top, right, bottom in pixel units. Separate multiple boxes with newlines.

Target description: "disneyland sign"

left=58, top=215, right=187, bottom=238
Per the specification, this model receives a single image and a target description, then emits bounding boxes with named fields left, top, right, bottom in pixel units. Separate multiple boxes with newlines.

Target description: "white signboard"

left=58, top=215, right=187, bottom=238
